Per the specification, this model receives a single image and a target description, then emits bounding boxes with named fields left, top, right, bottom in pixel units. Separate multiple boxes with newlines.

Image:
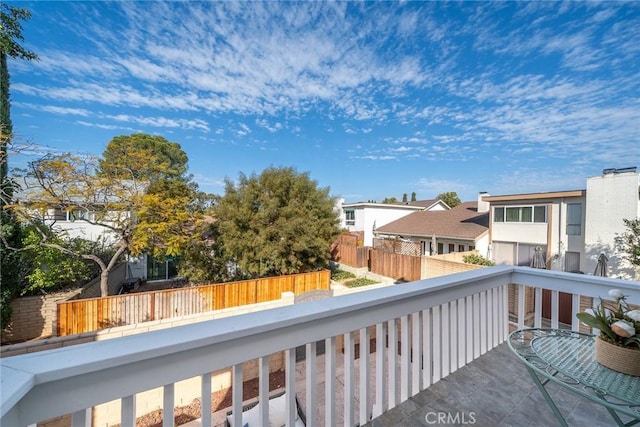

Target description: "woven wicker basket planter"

left=595, top=337, right=640, bottom=376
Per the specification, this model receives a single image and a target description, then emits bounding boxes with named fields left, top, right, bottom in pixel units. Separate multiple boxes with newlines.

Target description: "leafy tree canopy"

left=0, top=4, right=38, bottom=60
left=617, top=218, right=640, bottom=268
left=98, top=133, right=188, bottom=181
left=436, top=191, right=461, bottom=208
left=381, top=197, right=398, bottom=204
left=216, top=167, right=340, bottom=278
left=411, top=192, right=417, bottom=202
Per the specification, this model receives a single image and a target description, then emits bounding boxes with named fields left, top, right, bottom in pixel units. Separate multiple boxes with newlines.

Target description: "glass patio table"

left=508, top=328, right=640, bottom=427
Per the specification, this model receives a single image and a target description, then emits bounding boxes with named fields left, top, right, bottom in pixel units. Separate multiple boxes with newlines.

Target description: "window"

left=448, top=244, right=455, bottom=253
left=494, top=205, right=547, bottom=223
left=68, top=209, right=94, bottom=222
left=344, top=210, right=355, bottom=226
left=458, top=244, right=465, bottom=252
left=566, top=203, right=582, bottom=235
left=534, top=206, right=546, bottom=222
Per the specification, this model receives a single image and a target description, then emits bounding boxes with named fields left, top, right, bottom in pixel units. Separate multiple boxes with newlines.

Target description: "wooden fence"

left=369, top=248, right=421, bottom=282
left=332, top=244, right=369, bottom=268
left=56, top=270, right=330, bottom=336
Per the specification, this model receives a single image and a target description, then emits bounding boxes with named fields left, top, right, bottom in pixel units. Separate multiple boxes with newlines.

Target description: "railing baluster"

left=487, top=289, right=494, bottom=349
left=71, top=408, right=91, bottom=427
left=432, top=305, right=441, bottom=383
left=551, top=290, right=559, bottom=329
left=325, top=336, right=336, bottom=426
left=375, top=322, right=387, bottom=418
left=534, top=287, right=543, bottom=328
left=200, top=373, right=212, bottom=427
left=163, top=384, right=174, bottom=427
left=449, top=300, right=457, bottom=372
left=387, top=318, right=397, bottom=408
left=517, top=284, right=526, bottom=330
left=306, top=342, right=317, bottom=427
left=441, top=303, right=450, bottom=378
left=259, top=356, right=270, bottom=427
left=495, top=287, right=500, bottom=345
left=465, top=295, right=473, bottom=363
left=480, top=291, right=487, bottom=355
left=457, top=298, right=465, bottom=369
left=571, top=294, right=580, bottom=331
left=422, top=308, right=431, bottom=388
left=121, top=395, right=135, bottom=427
left=473, top=293, right=480, bottom=359
left=344, top=332, right=355, bottom=426
left=502, top=285, right=509, bottom=341
left=286, top=349, right=296, bottom=427
left=231, top=364, right=243, bottom=427
left=400, top=315, right=410, bottom=402
left=411, top=312, right=421, bottom=396
left=359, top=327, right=370, bottom=425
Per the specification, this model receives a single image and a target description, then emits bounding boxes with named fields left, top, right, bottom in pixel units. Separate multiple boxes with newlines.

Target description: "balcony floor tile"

left=364, top=343, right=619, bottom=427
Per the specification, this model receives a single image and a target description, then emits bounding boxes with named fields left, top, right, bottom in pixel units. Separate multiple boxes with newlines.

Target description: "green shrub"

left=345, top=277, right=378, bottom=288
left=330, top=268, right=356, bottom=281
left=462, top=253, right=495, bottom=266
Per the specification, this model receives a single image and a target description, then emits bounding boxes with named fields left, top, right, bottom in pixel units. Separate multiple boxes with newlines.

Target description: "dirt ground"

left=130, top=370, right=286, bottom=427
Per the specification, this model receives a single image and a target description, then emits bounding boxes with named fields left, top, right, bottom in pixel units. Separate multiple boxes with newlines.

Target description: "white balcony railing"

left=2, top=266, right=639, bottom=427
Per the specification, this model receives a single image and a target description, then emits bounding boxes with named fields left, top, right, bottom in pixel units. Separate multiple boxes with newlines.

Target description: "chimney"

left=477, top=192, right=490, bottom=213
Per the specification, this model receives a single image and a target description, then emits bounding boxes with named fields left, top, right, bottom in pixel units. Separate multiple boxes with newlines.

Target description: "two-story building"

left=484, top=167, right=639, bottom=280
left=336, top=198, right=448, bottom=247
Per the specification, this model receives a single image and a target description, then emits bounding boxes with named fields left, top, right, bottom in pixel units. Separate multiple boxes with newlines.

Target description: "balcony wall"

left=2, top=266, right=639, bottom=427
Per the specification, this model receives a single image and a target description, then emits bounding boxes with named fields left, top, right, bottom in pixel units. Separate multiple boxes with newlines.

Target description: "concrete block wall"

left=421, top=256, right=484, bottom=279
left=1, top=288, right=82, bottom=343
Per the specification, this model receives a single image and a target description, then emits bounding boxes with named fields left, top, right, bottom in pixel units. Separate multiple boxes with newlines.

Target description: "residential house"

left=373, top=193, right=490, bottom=257
left=483, top=189, right=586, bottom=272
left=336, top=198, right=448, bottom=247
left=483, top=167, right=639, bottom=280
left=13, top=179, right=177, bottom=282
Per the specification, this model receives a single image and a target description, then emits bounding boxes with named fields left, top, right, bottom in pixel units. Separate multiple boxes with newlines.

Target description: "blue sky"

left=7, top=1, right=640, bottom=202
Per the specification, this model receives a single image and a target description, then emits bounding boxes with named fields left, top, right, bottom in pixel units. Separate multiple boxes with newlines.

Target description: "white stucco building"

left=336, top=199, right=447, bottom=246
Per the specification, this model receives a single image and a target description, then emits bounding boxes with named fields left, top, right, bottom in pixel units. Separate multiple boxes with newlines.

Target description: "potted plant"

left=577, top=289, right=640, bottom=376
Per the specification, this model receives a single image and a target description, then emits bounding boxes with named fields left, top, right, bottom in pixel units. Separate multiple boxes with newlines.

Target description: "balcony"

left=2, top=266, right=639, bottom=427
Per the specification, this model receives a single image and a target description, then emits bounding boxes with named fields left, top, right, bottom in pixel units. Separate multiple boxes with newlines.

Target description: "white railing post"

left=387, top=318, right=397, bottom=408
left=551, top=290, right=559, bottom=329
left=571, top=294, right=580, bottom=331
left=231, top=364, right=243, bottom=427
left=259, top=356, right=270, bottom=427
left=200, top=373, right=212, bottom=427
left=534, top=287, right=542, bottom=328
left=306, top=342, right=317, bottom=427
left=432, top=305, right=441, bottom=383
left=375, top=322, right=387, bottom=418
left=121, top=395, right=135, bottom=427
left=344, top=332, right=355, bottom=426
left=285, top=349, right=296, bottom=427
left=517, top=284, right=526, bottom=330
left=465, top=295, right=473, bottom=363
left=359, top=327, right=371, bottom=425
left=411, top=312, right=421, bottom=396
left=400, top=315, right=410, bottom=402
left=325, top=336, right=336, bottom=426
left=457, top=298, right=466, bottom=369
left=71, top=408, right=91, bottom=427
left=163, top=384, right=174, bottom=427
left=422, top=308, right=432, bottom=388
left=441, top=303, right=450, bottom=378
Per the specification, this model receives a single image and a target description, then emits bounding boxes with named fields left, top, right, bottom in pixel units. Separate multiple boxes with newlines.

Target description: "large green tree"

left=216, top=167, right=340, bottom=278
left=11, top=134, right=205, bottom=296
left=1, top=4, right=38, bottom=327
left=98, top=133, right=188, bottom=181
left=436, top=191, right=462, bottom=208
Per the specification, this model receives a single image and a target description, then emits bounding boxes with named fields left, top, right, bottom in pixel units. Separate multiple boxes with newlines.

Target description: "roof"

left=342, top=199, right=442, bottom=210
left=482, top=190, right=585, bottom=202
left=375, top=201, right=488, bottom=241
